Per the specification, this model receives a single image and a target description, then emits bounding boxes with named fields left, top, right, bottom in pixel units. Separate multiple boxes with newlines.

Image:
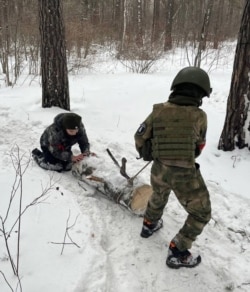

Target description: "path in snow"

left=1, top=105, right=250, bottom=292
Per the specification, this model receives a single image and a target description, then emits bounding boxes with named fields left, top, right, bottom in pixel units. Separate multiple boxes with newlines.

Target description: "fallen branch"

left=50, top=210, right=81, bottom=255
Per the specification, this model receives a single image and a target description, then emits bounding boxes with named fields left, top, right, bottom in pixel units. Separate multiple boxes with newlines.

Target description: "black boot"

left=140, top=218, right=163, bottom=238
left=166, top=241, right=201, bottom=269
left=32, top=149, right=63, bottom=172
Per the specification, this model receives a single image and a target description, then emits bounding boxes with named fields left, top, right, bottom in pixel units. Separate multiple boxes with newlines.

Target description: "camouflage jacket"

left=40, top=113, right=90, bottom=162
left=134, top=101, right=207, bottom=168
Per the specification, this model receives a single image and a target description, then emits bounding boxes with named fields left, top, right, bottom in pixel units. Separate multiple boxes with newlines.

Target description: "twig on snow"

left=50, top=210, right=81, bottom=255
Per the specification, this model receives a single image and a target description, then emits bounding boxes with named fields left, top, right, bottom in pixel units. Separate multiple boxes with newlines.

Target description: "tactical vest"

left=151, top=103, right=196, bottom=164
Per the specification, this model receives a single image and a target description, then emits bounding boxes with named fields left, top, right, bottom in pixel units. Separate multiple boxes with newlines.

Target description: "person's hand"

left=82, top=151, right=97, bottom=157
left=72, top=154, right=84, bottom=162
left=82, top=150, right=90, bottom=157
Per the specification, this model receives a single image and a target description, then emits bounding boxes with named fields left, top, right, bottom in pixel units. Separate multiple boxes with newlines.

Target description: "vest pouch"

left=142, top=139, right=153, bottom=161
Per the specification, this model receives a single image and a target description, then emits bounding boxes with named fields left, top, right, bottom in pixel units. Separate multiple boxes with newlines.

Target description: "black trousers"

left=41, top=146, right=71, bottom=168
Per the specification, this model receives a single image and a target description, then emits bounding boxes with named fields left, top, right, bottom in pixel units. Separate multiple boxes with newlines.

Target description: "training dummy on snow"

left=71, top=148, right=153, bottom=216
left=135, top=67, right=212, bottom=269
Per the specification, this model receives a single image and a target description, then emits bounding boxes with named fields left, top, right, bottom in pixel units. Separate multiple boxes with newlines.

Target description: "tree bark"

left=213, top=0, right=224, bottom=49
left=194, top=0, right=214, bottom=67
left=121, top=0, right=127, bottom=52
left=151, top=0, right=160, bottom=45
left=0, top=0, right=11, bottom=85
left=218, top=0, right=250, bottom=151
left=164, top=0, right=174, bottom=51
left=136, top=0, right=143, bottom=47
left=39, top=0, right=70, bottom=110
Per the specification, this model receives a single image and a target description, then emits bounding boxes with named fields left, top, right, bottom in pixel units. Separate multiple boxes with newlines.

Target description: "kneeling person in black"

left=32, top=113, right=90, bottom=172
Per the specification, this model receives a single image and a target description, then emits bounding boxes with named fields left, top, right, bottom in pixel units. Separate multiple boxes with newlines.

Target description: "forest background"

left=0, top=0, right=245, bottom=86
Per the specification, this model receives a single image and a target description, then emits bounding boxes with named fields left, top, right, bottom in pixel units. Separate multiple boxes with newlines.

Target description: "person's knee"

left=186, top=195, right=211, bottom=224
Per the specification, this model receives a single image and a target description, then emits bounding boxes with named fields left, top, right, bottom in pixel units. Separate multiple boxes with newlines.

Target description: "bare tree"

left=39, top=0, right=70, bottom=110
left=121, top=0, right=128, bottom=52
left=164, top=0, right=174, bottom=51
left=194, top=0, right=214, bottom=67
left=218, top=0, right=250, bottom=151
left=151, top=0, right=161, bottom=45
left=0, top=0, right=246, bottom=83
left=0, top=0, right=11, bottom=85
left=212, top=0, right=225, bottom=49
left=81, top=0, right=89, bottom=20
left=90, top=0, right=100, bottom=25
left=136, top=0, right=143, bottom=47
left=114, top=0, right=122, bottom=29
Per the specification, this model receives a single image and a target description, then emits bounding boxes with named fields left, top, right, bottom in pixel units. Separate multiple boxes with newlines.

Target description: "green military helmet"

left=170, top=67, right=212, bottom=97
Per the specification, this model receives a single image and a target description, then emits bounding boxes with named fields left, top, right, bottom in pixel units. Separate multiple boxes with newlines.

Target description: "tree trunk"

left=121, top=0, right=127, bottom=52
left=114, top=0, right=121, bottom=25
left=136, top=0, right=143, bottom=47
left=81, top=0, right=89, bottom=20
left=164, top=0, right=174, bottom=51
left=213, top=0, right=224, bottom=49
left=0, top=0, right=11, bottom=86
left=90, top=0, right=100, bottom=25
left=218, top=0, right=250, bottom=151
left=113, top=0, right=124, bottom=44
left=194, top=0, right=214, bottom=67
left=151, top=0, right=160, bottom=45
left=39, top=0, right=70, bottom=110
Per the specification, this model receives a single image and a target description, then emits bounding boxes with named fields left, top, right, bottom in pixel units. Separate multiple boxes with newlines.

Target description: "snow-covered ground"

left=1, top=46, right=250, bottom=292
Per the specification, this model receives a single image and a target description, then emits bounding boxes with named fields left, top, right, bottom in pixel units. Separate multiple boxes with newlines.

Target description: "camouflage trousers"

left=144, top=160, right=211, bottom=251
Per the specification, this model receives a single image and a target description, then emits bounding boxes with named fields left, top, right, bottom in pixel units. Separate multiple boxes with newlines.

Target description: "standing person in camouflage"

left=134, top=67, right=212, bottom=269
left=32, top=113, right=90, bottom=172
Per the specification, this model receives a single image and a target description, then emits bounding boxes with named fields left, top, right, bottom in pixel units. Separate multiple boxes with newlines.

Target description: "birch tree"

left=164, top=0, right=174, bottom=51
left=136, top=0, right=143, bottom=47
left=194, top=0, right=214, bottom=67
